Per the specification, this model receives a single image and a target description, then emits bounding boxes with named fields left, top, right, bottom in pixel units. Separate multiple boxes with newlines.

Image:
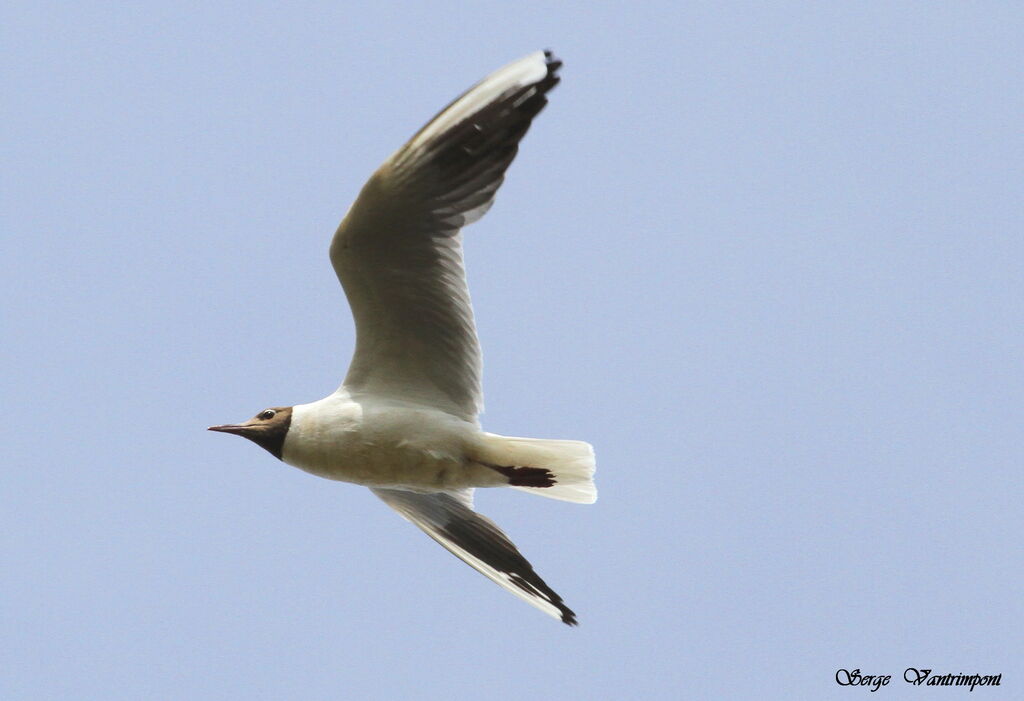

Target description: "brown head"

left=208, top=406, right=293, bottom=459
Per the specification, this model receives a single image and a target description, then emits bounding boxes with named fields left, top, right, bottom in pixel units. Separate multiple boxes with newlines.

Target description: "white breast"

left=281, top=391, right=486, bottom=489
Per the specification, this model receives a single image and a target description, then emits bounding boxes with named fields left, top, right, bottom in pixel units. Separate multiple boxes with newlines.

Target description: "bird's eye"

left=259, top=409, right=276, bottom=420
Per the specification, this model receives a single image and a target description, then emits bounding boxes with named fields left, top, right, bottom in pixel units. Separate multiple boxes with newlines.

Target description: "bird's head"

left=208, top=406, right=293, bottom=459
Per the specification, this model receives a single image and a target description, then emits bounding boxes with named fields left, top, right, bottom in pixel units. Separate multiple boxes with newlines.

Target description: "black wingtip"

left=561, top=609, right=579, bottom=626
left=543, top=50, right=563, bottom=76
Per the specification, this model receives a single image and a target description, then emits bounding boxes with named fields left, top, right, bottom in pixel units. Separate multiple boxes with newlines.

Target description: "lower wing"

left=371, top=487, right=577, bottom=625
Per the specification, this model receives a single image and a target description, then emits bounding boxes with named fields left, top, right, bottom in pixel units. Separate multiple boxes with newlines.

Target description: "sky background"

left=4, top=2, right=1022, bottom=699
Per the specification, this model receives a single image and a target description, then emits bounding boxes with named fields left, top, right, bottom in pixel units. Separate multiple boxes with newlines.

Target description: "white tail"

left=476, top=433, right=597, bottom=504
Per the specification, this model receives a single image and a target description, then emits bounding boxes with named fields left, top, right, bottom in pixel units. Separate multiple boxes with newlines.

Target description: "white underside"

left=282, top=391, right=495, bottom=490
left=282, top=389, right=596, bottom=501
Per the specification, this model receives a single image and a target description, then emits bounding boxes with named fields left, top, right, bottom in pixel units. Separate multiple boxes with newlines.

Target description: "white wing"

left=330, top=51, right=562, bottom=421
left=371, top=487, right=577, bottom=624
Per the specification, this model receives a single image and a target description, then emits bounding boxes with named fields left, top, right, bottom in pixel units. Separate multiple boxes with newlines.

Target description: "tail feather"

left=476, top=433, right=597, bottom=504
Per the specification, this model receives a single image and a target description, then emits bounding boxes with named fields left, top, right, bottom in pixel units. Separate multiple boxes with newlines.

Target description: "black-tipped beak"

left=208, top=424, right=249, bottom=435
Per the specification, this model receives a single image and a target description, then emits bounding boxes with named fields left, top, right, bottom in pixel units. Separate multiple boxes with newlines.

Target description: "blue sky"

left=4, top=2, right=1022, bottom=699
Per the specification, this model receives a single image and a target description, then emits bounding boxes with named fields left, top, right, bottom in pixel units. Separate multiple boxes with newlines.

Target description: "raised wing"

left=372, top=487, right=577, bottom=625
left=330, top=51, right=562, bottom=421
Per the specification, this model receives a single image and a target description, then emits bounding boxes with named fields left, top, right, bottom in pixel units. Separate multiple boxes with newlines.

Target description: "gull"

left=209, top=50, right=595, bottom=625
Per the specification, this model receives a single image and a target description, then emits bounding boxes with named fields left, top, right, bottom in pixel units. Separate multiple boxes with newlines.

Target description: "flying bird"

left=210, top=50, right=595, bottom=625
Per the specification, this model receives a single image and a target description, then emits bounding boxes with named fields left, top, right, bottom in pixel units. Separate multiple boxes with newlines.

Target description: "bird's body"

left=285, top=392, right=501, bottom=490
left=211, top=50, right=595, bottom=625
